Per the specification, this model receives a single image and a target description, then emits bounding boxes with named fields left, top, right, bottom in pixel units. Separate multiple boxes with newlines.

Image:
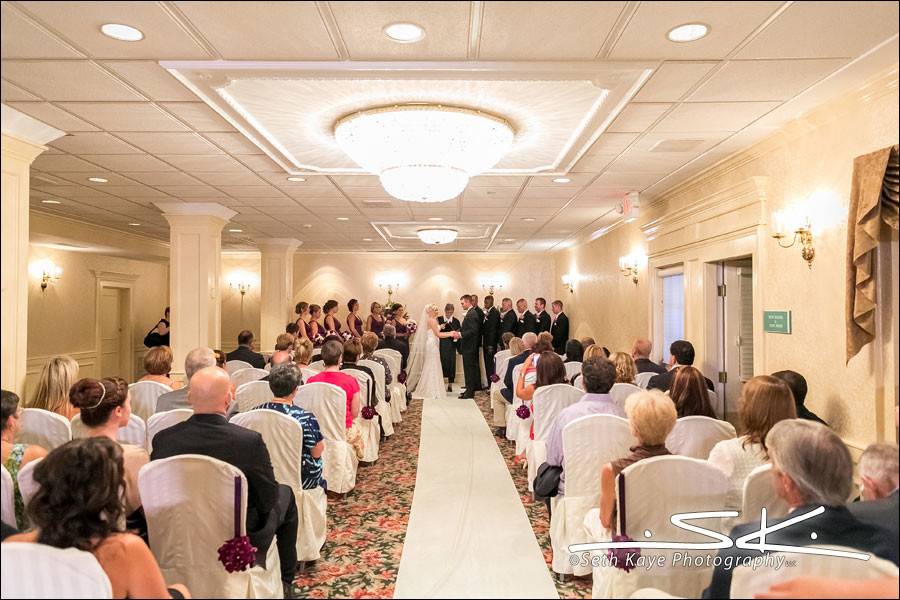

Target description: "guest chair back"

left=0, top=466, right=14, bottom=528
left=231, top=409, right=327, bottom=562
left=666, top=416, right=736, bottom=459
left=609, top=382, right=642, bottom=409
left=16, top=408, right=71, bottom=450
left=373, top=349, right=402, bottom=371
left=71, top=414, right=148, bottom=451
left=563, top=361, right=582, bottom=381
left=359, top=359, right=396, bottom=433
left=1, top=542, right=112, bottom=599
left=490, top=351, right=514, bottom=428
left=224, top=359, right=253, bottom=375
left=378, top=351, right=408, bottom=415
left=343, top=368, right=379, bottom=462
left=740, top=463, right=790, bottom=524
left=295, top=382, right=358, bottom=493
left=308, top=360, right=326, bottom=372
left=634, top=372, right=656, bottom=389
left=230, top=368, right=268, bottom=388
left=572, top=374, right=584, bottom=391
left=505, top=364, right=526, bottom=447
left=128, top=381, right=172, bottom=422
left=146, top=409, right=193, bottom=454
left=526, top=384, right=584, bottom=491
left=139, top=455, right=282, bottom=599
left=234, top=380, right=275, bottom=414
left=300, top=367, right=319, bottom=383
left=16, top=457, right=42, bottom=508
left=708, top=389, right=723, bottom=419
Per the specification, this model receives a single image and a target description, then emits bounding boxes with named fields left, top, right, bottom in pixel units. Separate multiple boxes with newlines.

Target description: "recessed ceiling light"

left=363, top=238, right=373, bottom=242
left=383, top=22, right=425, bottom=43
left=553, top=177, right=571, bottom=184
left=522, top=217, right=536, bottom=222
left=41, top=199, right=61, bottom=205
left=228, top=228, right=243, bottom=233
left=128, top=222, right=141, bottom=227
left=87, top=177, right=108, bottom=183
left=100, top=23, right=144, bottom=42
left=287, top=176, right=306, bottom=182
left=302, top=224, right=313, bottom=229
left=667, top=23, right=709, bottom=43
left=504, top=238, right=516, bottom=242
left=337, top=217, right=349, bottom=221
left=428, top=217, right=444, bottom=221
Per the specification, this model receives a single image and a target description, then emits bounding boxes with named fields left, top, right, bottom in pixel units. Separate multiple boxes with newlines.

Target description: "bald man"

left=631, top=338, right=666, bottom=375
left=151, top=367, right=299, bottom=594
left=260, top=350, right=293, bottom=383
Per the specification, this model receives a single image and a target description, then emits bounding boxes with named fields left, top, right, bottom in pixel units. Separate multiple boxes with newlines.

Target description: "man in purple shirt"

left=545, top=356, right=623, bottom=495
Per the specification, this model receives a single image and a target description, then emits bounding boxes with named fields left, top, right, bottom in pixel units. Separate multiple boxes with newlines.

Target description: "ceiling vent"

left=361, top=199, right=393, bottom=208
left=648, top=139, right=704, bottom=153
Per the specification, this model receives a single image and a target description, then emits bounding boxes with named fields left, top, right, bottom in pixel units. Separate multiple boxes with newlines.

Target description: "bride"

left=407, top=304, right=461, bottom=401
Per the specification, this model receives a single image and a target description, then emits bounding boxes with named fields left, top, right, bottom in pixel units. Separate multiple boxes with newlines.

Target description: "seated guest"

left=501, top=331, right=515, bottom=351
left=156, top=347, right=216, bottom=413
left=69, top=377, right=149, bottom=517
left=1, top=390, right=48, bottom=530
left=273, top=333, right=295, bottom=353
left=609, top=352, right=637, bottom=384
left=151, top=367, right=298, bottom=594
left=580, top=337, right=596, bottom=351
left=574, top=344, right=608, bottom=385
left=563, top=339, right=583, bottom=363
left=260, top=350, right=292, bottom=383
left=285, top=322, right=300, bottom=337
left=631, top=338, right=666, bottom=375
left=703, top=420, right=899, bottom=599
left=139, top=346, right=182, bottom=390
left=537, top=331, right=554, bottom=351
left=647, top=340, right=714, bottom=392
left=307, top=340, right=362, bottom=430
left=293, top=338, right=314, bottom=368
left=29, top=355, right=80, bottom=419
left=225, top=330, right=266, bottom=369
left=545, top=357, right=622, bottom=496
left=599, top=390, right=676, bottom=528
left=707, top=375, right=796, bottom=514
left=669, top=366, right=717, bottom=418
left=361, top=332, right=393, bottom=392
left=377, top=324, right=409, bottom=370
left=502, top=332, right=536, bottom=403
left=772, top=369, right=828, bottom=426
left=515, top=350, right=566, bottom=403
left=255, top=364, right=325, bottom=490
left=507, top=336, right=524, bottom=357
left=7, top=437, right=190, bottom=599
left=850, top=443, right=899, bottom=544
left=213, top=349, right=226, bottom=370
left=340, top=338, right=375, bottom=406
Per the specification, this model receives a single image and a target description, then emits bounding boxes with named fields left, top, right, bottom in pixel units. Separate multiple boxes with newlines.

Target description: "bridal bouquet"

left=406, top=320, right=417, bottom=335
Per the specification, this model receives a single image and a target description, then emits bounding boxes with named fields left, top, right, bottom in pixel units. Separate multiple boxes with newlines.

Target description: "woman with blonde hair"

left=29, top=355, right=80, bottom=419
left=293, top=337, right=314, bottom=367
left=507, top=337, right=525, bottom=356
left=609, top=351, right=637, bottom=384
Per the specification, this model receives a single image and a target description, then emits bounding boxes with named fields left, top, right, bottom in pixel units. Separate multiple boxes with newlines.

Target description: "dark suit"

left=634, top=357, right=667, bottom=375
left=534, top=310, right=552, bottom=334
left=797, top=404, right=829, bottom=427
left=341, top=363, right=374, bottom=408
left=458, top=308, right=482, bottom=398
left=501, top=350, right=531, bottom=403
left=377, top=337, right=409, bottom=370
left=648, top=366, right=714, bottom=392
left=703, top=505, right=899, bottom=598
left=500, top=310, right=517, bottom=343
left=550, top=312, right=569, bottom=354
left=482, top=306, right=501, bottom=376
left=225, top=345, right=266, bottom=369
left=151, top=414, right=298, bottom=583
left=514, top=311, right=536, bottom=338
left=849, top=490, right=899, bottom=548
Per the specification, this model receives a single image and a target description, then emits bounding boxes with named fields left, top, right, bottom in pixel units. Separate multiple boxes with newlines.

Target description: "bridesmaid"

left=394, top=304, right=410, bottom=344
left=309, top=304, right=323, bottom=345
left=346, top=299, right=364, bottom=339
left=322, top=300, right=341, bottom=335
left=366, top=302, right=385, bottom=338
left=294, top=301, right=311, bottom=341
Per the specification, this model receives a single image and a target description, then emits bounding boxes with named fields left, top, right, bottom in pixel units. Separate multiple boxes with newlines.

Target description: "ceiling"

left=2, top=1, right=898, bottom=253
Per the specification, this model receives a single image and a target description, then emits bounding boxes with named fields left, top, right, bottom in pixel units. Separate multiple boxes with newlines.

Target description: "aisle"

left=394, top=391, right=559, bottom=599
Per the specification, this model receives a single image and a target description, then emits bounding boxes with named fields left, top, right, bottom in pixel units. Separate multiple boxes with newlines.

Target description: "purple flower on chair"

left=607, top=534, right=641, bottom=572
left=489, top=373, right=500, bottom=384
left=361, top=405, right=376, bottom=420
left=515, top=402, right=531, bottom=419
left=217, top=535, right=257, bottom=573
left=397, top=370, right=407, bottom=384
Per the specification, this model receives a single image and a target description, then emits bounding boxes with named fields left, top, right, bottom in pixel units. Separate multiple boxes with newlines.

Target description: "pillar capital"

left=256, top=238, right=302, bottom=254
left=154, top=202, right=237, bottom=227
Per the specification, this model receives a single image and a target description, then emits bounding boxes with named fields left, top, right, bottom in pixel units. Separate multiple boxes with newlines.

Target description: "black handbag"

left=533, top=462, right=563, bottom=499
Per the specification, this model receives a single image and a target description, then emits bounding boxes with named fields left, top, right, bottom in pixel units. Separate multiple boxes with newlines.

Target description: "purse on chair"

left=533, top=462, right=563, bottom=500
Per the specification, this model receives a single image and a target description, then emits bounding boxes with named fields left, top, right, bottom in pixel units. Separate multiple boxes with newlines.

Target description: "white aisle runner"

left=394, top=393, right=559, bottom=599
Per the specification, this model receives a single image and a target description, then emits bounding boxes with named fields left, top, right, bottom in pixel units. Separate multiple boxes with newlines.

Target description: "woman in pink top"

left=307, top=339, right=361, bottom=428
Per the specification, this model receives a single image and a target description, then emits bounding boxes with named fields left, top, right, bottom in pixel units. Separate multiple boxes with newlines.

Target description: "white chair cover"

left=609, top=383, right=642, bottom=409
left=666, top=416, right=736, bottom=459
left=344, top=369, right=380, bottom=462
left=16, top=408, right=71, bottom=450
left=526, top=384, right=583, bottom=492
left=0, top=466, right=14, bottom=528
left=16, top=457, right=42, bottom=508
left=739, top=463, right=789, bottom=525
left=230, top=368, right=269, bottom=388
left=490, top=351, right=513, bottom=427
left=235, top=380, right=275, bottom=413
left=549, top=414, right=634, bottom=576
left=231, top=409, right=327, bottom=562
left=300, top=367, right=319, bottom=383
left=590, top=456, right=729, bottom=599
left=375, top=351, right=407, bottom=414
left=564, top=361, right=583, bottom=381
left=731, top=545, right=899, bottom=599
left=1, top=542, right=113, bottom=599
left=359, top=359, right=396, bottom=434
left=146, top=409, right=193, bottom=454
left=709, top=389, right=724, bottom=419
left=573, top=374, right=584, bottom=391
left=308, top=360, right=325, bottom=372
left=630, top=589, right=684, bottom=599
left=225, top=359, right=253, bottom=374
left=138, top=455, right=282, bottom=599
left=128, top=381, right=172, bottom=422
left=505, top=364, right=526, bottom=445
left=71, top=414, right=148, bottom=451
left=295, top=382, right=358, bottom=494
left=634, top=372, right=656, bottom=389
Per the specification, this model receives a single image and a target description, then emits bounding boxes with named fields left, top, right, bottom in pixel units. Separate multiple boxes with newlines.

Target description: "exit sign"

left=764, top=310, right=792, bottom=334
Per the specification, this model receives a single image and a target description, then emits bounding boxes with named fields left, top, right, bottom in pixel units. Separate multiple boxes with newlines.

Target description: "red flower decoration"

left=361, top=405, right=376, bottom=420
left=397, top=371, right=407, bottom=384
left=607, top=534, right=641, bottom=572
left=489, top=373, right=500, bottom=383
left=515, top=402, right=531, bottom=419
left=217, top=535, right=257, bottom=573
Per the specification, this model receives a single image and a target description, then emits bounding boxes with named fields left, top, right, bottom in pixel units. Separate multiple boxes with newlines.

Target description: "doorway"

left=713, top=257, right=754, bottom=421
left=98, top=286, right=131, bottom=379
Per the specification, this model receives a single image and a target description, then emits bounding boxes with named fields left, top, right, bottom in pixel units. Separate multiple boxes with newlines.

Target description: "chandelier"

left=417, top=228, right=458, bottom=245
left=334, top=104, right=514, bottom=203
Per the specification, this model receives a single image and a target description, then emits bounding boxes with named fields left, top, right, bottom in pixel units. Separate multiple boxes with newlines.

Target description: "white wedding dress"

left=408, top=315, right=449, bottom=401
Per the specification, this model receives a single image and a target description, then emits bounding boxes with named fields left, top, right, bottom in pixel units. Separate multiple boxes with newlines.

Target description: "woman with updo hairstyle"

left=393, top=304, right=410, bottom=345
left=295, top=301, right=312, bottom=341
left=309, top=304, right=323, bottom=343
left=323, top=299, right=341, bottom=335
left=69, top=378, right=149, bottom=517
left=6, top=437, right=190, bottom=599
left=366, top=301, right=385, bottom=338
left=139, top=346, right=182, bottom=390
left=293, top=337, right=314, bottom=368
left=346, top=299, right=363, bottom=338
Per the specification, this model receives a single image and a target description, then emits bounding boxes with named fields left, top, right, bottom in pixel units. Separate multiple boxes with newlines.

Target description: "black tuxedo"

left=437, top=316, right=461, bottom=381
left=534, top=310, right=552, bottom=334
left=482, top=306, right=502, bottom=376
left=703, top=505, right=899, bottom=598
left=849, top=490, right=899, bottom=546
left=151, top=414, right=298, bottom=583
left=500, top=310, right=517, bottom=343
left=550, top=312, right=569, bottom=354
left=647, top=366, right=714, bottom=392
left=377, top=337, right=409, bottom=370
left=514, top=311, right=536, bottom=338
left=225, top=345, right=266, bottom=369
left=501, top=350, right=531, bottom=403
left=634, top=357, right=667, bottom=375
left=458, top=307, right=482, bottom=398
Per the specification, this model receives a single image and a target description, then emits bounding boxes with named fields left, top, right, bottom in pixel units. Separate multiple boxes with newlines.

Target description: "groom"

left=457, top=294, right=482, bottom=399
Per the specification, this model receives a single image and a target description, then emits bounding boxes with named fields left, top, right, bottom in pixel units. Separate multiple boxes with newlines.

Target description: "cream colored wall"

left=556, top=70, right=899, bottom=451
left=221, top=253, right=262, bottom=352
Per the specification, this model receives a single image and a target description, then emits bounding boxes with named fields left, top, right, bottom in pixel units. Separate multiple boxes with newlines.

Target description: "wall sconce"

left=376, top=273, right=404, bottom=304
left=479, top=274, right=506, bottom=296
left=618, top=252, right=646, bottom=284
left=30, top=259, right=62, bottom=291
left=771, top=208, right=815, bottom=268
left=561, top=274, right=576, bottom=294
left=226, top=271, right=257, bottom=296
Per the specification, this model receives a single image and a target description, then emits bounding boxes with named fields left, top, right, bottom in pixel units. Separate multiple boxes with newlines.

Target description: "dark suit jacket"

left=535, top=310, right=552, bottom=334
left=514, top=311, right=536, bottom=338
left=342, top=363, right=375, bottom=406
left=648, top=366, right=714, bottom=392
left=377, top=337, right=409, bottom=370
left=849, top=490, right=899, bottom=546
left=703, top=505, right=899, bottom=598
left=150, top=414, right=280, bottom=549
left=550, top=313, right=569, bottom=354
left=482, top=306, right=501, bottom=348
left=501, top=350, right=531, bottom=403
left=226, top=345, right=266, bottom=369
left=797, top=404, right=829, bottom=427
left=458, top=308, right=482, bottom=355
left=634, top=357, right=667, bottom=375
left=500, top=310, right=517, bottom=338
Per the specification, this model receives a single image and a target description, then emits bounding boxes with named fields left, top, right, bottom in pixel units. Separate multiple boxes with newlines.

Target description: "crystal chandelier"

left=334, top=104, right=514, bottom=203
left=417, top=228, right=458, bottom=245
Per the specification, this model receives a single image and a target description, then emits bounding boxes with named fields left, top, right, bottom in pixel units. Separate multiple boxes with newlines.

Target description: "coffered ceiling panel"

left=58, top=102, right=191, bottom=131
left=101, top=61, right=200, bottom=101
left=652, top=102, right=781, bottom=133
left=1, top=60, right=144, bottom=101
left=48, top=132, right=143, bottom=155
left=80, top=154, right=176, bottom=172
left=632, top=61, right=719, bottom=102
left=1, top=3, right=83, bottom=59
left=1, top=79, right=40, bottom=102
left=115, top=131, right=222, bottom=155
left=688, top=59, right=849, bottom=102
left=6, top=102, right=99, bottom=131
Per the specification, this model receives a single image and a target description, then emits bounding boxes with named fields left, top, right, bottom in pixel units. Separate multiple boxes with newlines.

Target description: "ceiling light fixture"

left=100, top=23, right=144, bottom=42
left=428, top=217, right=444, bottom=221
left=363, top=238, right=373, bottom=241
left=335, top=104, right=514, bottom=203
left=287, top=176, right=306, bottom=182
left=417, top=228, right=458, bottom=245
left=87, top=177, right=108, bottom=183
left=337, top=217, right=349, bottom=221
left=667, top=23, right=709, bottom=43
left=40, top=199, right=61, bottom=205
left=228, top=228, right=243, bottom=233
left=128, top=222, right=141, bottom=226
left=383, top=22, right=425, bottom=43
left=522, top=217, right=536, bottom=222
left=553, top=177, right=571, bottom=184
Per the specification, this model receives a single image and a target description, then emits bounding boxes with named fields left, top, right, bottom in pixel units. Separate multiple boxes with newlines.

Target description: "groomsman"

left=471, top=294, right=485, bottom=323
left=550, top=300, right=569, bottom=354
left=534, top=297, right=552, bottom=334
left=482, top=295, right=501, bottom=376
left=499, top=297, right=517, bottom=343
left=514, top=298, right=536, bottom=337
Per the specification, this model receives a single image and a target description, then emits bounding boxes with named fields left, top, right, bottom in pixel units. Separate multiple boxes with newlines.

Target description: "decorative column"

left=1, top=106, right=65, bottom=396
left=155, top=202, right=236, bottom=377
left=257, top=238, right=301, bottom=352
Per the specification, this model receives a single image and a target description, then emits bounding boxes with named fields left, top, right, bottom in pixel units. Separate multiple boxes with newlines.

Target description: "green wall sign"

left=764, top=310, right=792, bottom=334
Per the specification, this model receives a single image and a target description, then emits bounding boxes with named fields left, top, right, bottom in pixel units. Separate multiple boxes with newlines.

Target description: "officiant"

left=438, top=303, right=461, bottom=393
